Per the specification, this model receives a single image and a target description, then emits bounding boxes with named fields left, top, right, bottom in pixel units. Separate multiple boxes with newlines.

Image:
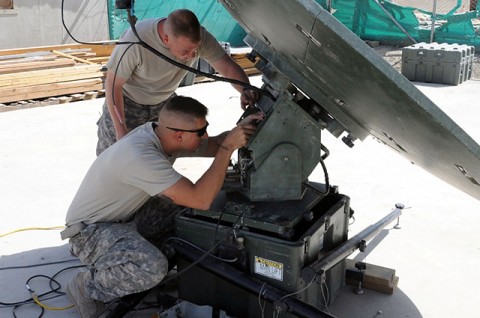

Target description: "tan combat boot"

left=66, top=271, right=106, bottom=318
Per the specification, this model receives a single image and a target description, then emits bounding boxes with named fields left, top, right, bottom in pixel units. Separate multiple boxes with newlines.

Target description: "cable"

left=155, top=209, right=247, bottom=287
left=60, top=0, right=118, bottom=46
left=24, top=271, right=80, bottom=311
left=155, top=240, right=222, bottom=288
left=0, top=224, right=80, bottom=312
left=0, top=264, right=85, bottom=315
left=30, top=293, right=74, bottom=311
left=277, top=272, right=318, bottom=302
left=164, top=237, right=237, bottom=263
left=124, top=9, right=273, bottom=99
left=302, top=149, right=330, bottom=196
left=110, top=42, right=135, bottom=116
left=0, top=226, right=64, bottom=238
left=0, top=258, right=80, bottom=271
left=318, top=155, right=330, bottom=194
left=319, top=279, right=331, bottom=313
left=258, top=282, right=267, bottom=318
left=60, top=0, right=273, bottom=100
left=13, top=303, right=44, bottom=318
left=213, top=208, right=226, bottom=244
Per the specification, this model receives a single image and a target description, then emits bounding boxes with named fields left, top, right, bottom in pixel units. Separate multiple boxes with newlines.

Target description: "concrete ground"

left=0, top=75, right=479, bottom=318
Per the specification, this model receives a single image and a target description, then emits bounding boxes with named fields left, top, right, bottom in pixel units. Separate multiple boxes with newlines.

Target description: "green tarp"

left=108, top=0, right=480, bottom=49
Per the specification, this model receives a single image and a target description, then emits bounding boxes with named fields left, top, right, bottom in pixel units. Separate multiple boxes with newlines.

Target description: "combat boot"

left=66, top=271, right=106, bottom=318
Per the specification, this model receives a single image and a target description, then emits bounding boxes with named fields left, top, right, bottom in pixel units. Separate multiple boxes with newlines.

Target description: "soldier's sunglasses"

left=166, top=121, right=209, bottom=137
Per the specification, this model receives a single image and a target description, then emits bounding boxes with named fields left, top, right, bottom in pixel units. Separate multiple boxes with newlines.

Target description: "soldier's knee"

left=149, top=252, right=169, bottom=286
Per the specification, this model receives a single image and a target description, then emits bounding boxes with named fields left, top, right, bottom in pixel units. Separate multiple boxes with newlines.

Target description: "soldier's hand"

left=240, top=88, right=259, bottom=110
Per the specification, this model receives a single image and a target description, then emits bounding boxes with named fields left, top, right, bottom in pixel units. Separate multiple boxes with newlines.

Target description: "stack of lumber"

left=0, top=42, right=259, bottom=112
left=194, top=48, right=260, bottom=84
left=230, top=50, right=260, bottom=76
left=0, top=42, right=115, bottom=110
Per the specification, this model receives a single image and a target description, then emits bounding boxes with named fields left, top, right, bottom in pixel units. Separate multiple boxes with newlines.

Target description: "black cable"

left=103, top=212, right=237, bottom=316
left=213, top=208, right=226, bottom=244
left=26, top=274, right=63, bottom=297
left=165, top=237, right=237, bottom=263
left=156, top=240, right=222, bottom=288
left=318, top=155, right=330, bottom=194
left=60, top=0, right=274, bottom=99
left=13, top=303, right=44, bottom=318
left=125, top=9, right=273, bottom=99
left=129, top=208, right=247, bottom=311
left=313, top=144, right=331, bottom=194
left=0, top=258, right=80, bottom=271
left=50, top=264, right=86, bottom=291
left=110, top=43, right=135, bottom=108
left=61, top=0, right=120, bottom=46
left=0, top=264, right=85, bottom=313
left=0, top=265, right=85, bottom=307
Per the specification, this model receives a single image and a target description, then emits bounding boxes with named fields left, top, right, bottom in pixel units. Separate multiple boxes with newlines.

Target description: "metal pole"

left=302, top=206, right=402, bottom=281
left=430, top=0, right=438, bottom=43
left=373, top=0, right=417, bottom=44
left=173, top=241, right=337, bottom=318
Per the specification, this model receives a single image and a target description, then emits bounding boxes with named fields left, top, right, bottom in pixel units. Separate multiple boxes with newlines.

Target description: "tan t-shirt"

left=65, top=123, right=182, bottom=225
left=107, top=18, right=227, bottom=105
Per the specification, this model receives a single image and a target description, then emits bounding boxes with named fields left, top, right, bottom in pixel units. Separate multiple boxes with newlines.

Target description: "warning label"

left=254, top=256, right=284, bottom=281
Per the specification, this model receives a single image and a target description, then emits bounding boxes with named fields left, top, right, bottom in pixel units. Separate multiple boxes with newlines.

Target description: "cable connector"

left=25, top=283, right=34, bottom=293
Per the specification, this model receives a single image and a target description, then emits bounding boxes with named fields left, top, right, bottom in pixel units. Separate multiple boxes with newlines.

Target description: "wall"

left=0, top=0, right=109, bottom=50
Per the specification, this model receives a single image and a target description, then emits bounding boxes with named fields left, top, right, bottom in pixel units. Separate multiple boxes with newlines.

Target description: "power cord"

left=123, top=209, right=247, bottom=315
left=158, top=209, right=247, bottom=287
left=124, top=9, right=272, bottom=98
left=0, top=225, right=85, bottom=315
left=1, top=264, right=86, bottom=317
left=25, top=275, right=74, bottom=311
left=0, top=258, right=79, bottom=272
left=60, top=0, right=274, bottom=100
left=0, top=226, right=64, bottom=238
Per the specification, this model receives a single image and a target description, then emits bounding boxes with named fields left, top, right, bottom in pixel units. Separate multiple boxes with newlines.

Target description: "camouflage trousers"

left=96, top=94, right=174, bottom=156
left=69, top=196, right=183, bottom=302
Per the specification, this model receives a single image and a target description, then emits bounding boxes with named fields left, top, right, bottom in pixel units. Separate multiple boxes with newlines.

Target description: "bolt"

left=354, top=281, right=364, bottom=295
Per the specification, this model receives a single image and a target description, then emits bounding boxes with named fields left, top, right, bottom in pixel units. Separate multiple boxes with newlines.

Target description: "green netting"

left=317, top=0, right=480, bottom=48
left=108, top=0, right=480, bottom=49
left=107, top=0, right=247, bottom=47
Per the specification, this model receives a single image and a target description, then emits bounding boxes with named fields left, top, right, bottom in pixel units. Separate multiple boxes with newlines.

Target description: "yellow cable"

left=32, top=293, right=74, bottom=310
left=0, top=226, right=65, bottom=238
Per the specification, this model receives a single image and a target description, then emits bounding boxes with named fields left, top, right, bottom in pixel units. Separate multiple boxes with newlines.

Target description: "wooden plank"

left=52, top=50, right=97, bottom=65
left=0, top=78, right=103, bottom=103
left=0, top=51, right=52, bottom=61
left=0, top=58, right=76, bottom=74
left=0, top=54, right=58, bottom=65
left=0, top=99, right=60, bottom=113
left=83, top=91, right=99, bottom=100
left=0, top=42, right=116, bottom=58
left=60, top=49, right=93, bottom=56
left=244, top=68, right=261, bottom=76
left=58, top=96, right=73, bottom=104
left=0, top=64, right=104, bottom=87
left=85, top=56, right=110, bottom=64
left=345, top=259, right=398, bottom=294
left=69, top=52, right=97, bottom=58
left=0, top=78, right=103, bottom=98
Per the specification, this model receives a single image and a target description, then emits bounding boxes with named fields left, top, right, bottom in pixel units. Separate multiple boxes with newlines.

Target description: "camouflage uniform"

left=69, top=196, right=182, bottom=302
left=96, top=94, right=174, bottom=156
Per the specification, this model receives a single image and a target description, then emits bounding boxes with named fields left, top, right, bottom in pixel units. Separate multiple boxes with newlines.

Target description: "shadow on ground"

left=1, top=242, right=422, bottom=318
